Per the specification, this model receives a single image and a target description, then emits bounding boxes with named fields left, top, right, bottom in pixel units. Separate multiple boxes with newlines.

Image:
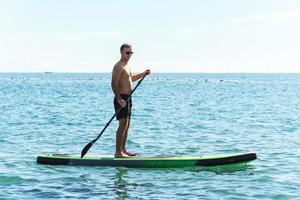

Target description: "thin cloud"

left=63, top=31, right=121, bottom=40
left=175, top=23, right=214, bottom=34
left=175, top=28, right=198, bottom=34
left=230, top=11, right=300, bottom=24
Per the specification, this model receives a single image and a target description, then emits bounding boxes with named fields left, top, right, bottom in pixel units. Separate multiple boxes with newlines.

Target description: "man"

left=111, top=43, right=150, bottom=158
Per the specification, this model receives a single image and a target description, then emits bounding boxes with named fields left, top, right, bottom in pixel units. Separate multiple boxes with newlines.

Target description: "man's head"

left=120, top=43, right=134, bottom=61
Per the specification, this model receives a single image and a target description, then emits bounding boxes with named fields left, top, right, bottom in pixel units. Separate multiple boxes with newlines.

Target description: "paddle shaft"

left=81, top=74, right=147, bottom=158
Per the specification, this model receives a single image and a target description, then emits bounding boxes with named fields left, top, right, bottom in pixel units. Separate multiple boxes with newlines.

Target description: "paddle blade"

left=81, top=140, right=95, bottom=158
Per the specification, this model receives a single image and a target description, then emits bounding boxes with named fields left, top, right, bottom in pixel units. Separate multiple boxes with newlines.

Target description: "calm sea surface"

left=0, top=73, right=300, bottom=199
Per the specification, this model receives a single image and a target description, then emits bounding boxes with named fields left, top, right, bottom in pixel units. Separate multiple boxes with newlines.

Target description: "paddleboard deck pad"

left=36, top=152, right=256, bottom=168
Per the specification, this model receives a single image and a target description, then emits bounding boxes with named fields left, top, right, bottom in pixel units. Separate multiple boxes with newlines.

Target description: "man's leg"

left=115, top=118, right=129, bottom=158
left=122, top=118, right=137, bottom=156
left=122, top=117, right=130, bottom=154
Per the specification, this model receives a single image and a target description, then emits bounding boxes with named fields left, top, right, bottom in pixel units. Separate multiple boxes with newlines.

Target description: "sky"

left=0, top=0, right=299, bottom=73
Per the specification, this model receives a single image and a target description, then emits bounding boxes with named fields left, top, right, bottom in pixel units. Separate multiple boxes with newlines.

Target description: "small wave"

left=0, top=175, right=23, bottom=185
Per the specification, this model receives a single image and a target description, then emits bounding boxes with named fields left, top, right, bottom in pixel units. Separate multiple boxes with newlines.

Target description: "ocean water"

left=0, top=73, right=300, bottom=200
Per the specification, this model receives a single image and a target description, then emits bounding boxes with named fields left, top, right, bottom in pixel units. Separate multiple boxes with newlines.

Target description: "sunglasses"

left=125, top=51, right=134, bottom=55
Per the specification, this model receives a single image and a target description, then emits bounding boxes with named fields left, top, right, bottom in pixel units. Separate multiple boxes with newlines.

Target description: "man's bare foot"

left=114, top=152, right=131, bottom=158
left=123, top=151, right=138, bottom=157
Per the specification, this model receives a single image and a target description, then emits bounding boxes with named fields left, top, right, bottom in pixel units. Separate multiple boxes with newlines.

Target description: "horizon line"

left=1, top=71, right=300, bottom=74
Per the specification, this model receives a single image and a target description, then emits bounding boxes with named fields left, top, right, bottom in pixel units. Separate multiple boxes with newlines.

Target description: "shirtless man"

left=111, top=43, right=150, bottom=158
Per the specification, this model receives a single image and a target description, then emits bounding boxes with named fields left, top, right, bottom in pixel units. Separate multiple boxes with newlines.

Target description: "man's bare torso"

left=115, top=61, right=132, bottom=95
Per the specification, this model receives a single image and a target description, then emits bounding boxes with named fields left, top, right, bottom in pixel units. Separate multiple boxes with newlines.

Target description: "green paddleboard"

left=36, top=152, right=256, bottom=168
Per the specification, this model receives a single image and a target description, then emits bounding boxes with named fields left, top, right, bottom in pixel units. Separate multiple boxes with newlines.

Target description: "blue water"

left=1, top=73, right=300, bottom=199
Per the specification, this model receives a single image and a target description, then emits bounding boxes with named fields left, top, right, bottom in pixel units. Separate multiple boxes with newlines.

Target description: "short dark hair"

left=120, top=43, right=132, bottom=52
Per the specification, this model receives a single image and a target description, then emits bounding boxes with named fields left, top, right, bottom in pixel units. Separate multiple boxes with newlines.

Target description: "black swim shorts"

left=114, top=94, right=132, bottom=120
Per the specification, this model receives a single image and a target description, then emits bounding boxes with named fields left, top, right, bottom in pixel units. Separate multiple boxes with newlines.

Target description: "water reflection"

left=189, top=163, right=254, bottom=174
left=113, top=168, right=134, bottom=200
left=109, top=164, right=254, bottom=199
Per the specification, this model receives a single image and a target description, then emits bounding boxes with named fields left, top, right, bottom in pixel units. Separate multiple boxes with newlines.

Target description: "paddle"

left=80, top=74, right=147, bottom=158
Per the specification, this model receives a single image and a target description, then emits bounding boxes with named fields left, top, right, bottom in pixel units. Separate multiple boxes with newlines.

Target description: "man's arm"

left=111, top=64, right=126, bottom=107
left=131, top=69, right=151, bottom=82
